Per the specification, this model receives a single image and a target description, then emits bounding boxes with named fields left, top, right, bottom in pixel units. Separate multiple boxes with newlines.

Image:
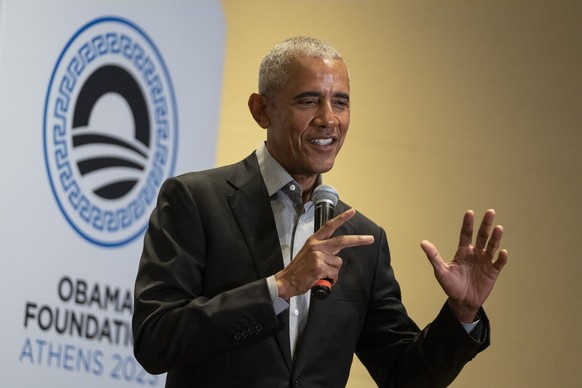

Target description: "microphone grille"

left=312, top=184, right=339, bottom=206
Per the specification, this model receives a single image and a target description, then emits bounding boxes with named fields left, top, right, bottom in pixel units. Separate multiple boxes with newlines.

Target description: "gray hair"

left=258, top=37, right=348, bottom=100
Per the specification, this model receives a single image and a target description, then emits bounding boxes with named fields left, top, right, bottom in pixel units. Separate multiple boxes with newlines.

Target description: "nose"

left=313, top=101, right=338, bottom=128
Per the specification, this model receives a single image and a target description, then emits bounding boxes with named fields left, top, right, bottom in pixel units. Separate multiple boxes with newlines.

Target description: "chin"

left=313, top=162, right=335, bottom=174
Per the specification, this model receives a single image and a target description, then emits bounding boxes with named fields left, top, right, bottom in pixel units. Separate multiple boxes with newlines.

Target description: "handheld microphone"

left=311, top=184, right=339, bottom=300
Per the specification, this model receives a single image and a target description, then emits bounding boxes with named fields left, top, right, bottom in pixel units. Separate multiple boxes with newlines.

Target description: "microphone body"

left=311, top=184, right=339, bottom=300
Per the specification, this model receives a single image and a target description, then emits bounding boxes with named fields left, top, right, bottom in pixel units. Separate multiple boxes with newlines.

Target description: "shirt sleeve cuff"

left=266, top=275, right=289, bottom=315
left=461, top=320, right=480, bottom=334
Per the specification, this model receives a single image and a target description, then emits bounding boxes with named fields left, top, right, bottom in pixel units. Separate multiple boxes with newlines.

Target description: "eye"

left=333, top=99, right=350, bottom=110
left=297, top=98, right=318, bottom=107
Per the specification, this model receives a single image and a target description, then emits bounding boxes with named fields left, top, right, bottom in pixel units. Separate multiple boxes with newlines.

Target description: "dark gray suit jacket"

left=132, top=152, right=489, bottom=387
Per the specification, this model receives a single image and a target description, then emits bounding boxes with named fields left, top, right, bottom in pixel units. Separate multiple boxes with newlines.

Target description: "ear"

left=248, top=93, right=270, bottom=129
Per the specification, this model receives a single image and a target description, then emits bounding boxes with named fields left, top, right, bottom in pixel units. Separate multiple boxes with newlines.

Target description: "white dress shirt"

left=256, top=143, right=316, bottom=358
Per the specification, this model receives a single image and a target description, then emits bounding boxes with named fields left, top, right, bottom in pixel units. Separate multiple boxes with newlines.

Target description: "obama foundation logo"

left=43, top=16, right=178, bottom=247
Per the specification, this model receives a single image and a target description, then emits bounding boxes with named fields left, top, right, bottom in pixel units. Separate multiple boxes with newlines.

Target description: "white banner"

left=0, top=0, right=225, bottom=386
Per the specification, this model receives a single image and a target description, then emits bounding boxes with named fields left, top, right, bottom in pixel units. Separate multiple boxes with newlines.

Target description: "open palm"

left=420, top=209, right=508, bottom=323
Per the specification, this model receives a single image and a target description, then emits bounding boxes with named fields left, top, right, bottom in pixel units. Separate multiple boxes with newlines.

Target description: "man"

left=132, top=37, right=508, bottom=387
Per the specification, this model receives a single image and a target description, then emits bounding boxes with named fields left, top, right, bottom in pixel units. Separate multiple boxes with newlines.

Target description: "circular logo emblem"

left=43, top=17, right=178, bottom=247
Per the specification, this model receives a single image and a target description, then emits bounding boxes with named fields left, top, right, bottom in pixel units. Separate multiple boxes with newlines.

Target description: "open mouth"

left=310, top=138, right=334, bottom=146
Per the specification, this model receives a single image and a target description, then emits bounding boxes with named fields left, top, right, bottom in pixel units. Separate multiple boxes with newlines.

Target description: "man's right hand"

left=274, top=208, right=374, bottom=299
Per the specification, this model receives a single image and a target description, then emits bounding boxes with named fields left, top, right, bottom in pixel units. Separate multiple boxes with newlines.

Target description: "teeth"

left=311, top=138, right=333, bottom=145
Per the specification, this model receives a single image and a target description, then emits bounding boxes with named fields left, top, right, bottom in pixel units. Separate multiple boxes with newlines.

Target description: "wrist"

left=447, top=298, right=480, bottom=324
left=274, top=271, right=292, bottom=300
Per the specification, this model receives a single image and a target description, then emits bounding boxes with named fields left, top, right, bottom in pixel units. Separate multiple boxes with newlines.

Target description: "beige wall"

left=218, top=1, right=582, bottom=386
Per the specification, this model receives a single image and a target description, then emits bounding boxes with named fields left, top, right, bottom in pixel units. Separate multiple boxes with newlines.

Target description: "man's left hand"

left=420, top=209, right=508, bottom=323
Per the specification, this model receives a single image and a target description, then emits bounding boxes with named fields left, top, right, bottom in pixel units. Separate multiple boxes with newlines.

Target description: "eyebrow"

left=292, top=91, right=350, bottom=101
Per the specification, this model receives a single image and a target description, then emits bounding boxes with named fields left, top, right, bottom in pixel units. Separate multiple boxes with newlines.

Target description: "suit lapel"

left=226, top=154, right=283, bottom=279
left=226, top=153, right=293, bottom=371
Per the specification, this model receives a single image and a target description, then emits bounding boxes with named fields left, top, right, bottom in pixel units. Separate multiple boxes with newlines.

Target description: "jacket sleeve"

left=354, top=226, right=490, bottom=387
left=132, top=176, right=281, bottom=374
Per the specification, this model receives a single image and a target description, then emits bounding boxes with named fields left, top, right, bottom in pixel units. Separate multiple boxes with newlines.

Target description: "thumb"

left=420, top=240, right=445, bottom=272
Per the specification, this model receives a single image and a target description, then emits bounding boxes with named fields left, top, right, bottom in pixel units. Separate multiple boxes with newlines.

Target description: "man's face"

left=265, top=56, right=350, bottom=184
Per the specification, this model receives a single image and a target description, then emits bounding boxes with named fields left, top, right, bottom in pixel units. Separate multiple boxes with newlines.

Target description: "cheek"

left=290, top=120, right=311, bottom=143
left=342, top=113, right=350, bottom=130
left=339, top=122, right=350, bottom=143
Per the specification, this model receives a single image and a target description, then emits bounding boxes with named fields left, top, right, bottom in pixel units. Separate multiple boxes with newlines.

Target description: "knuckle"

left=324, top=218, right=335, bottom=229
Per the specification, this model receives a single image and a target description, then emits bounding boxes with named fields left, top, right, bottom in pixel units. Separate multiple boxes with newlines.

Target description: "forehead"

left=283, top=56, right=350, bottom=94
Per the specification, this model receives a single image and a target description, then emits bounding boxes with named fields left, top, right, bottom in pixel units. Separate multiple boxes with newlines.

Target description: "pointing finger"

left=314, top=208, right=357, bottom=240
left=324, top=234, right=375, bottom=255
